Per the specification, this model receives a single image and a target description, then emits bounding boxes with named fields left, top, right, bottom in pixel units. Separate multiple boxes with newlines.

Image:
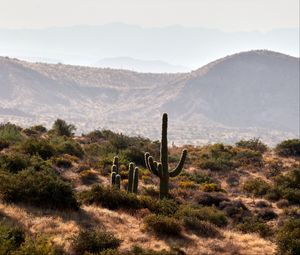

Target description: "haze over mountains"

left=0, top=24, right=299, bottom=72
left=0, top=50, right=299, bottom=145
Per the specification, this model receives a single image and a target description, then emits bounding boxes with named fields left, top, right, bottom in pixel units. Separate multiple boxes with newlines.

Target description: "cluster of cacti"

left=144, top=113, right=187, bottom=199
left=111, top=156, right=139, bottom=194
left=111, top=156, right=121, bottom=189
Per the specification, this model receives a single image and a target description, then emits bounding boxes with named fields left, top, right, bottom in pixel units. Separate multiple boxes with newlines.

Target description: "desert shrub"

left=273, top=168, right=300, bottom=204
left=0, top=153, right=30, bottom=173
left=123, top=146, right=145, bottom=165
left=12, top=237, right=57, bottom=255
left=219, top=200, right=250, bottom=219
left=236, top=217, right=273, bottom=238
left=243, top=178, right=271, bottom=196
left=196, top=192, right=229, bottom=207
left=182, top=171, right=212, bottom=184
left=0, top=222, right=25, bottom=253
left=72, top=229, right=121, bottom=255
left=144, top=214, right=182, bottom=236
left=0, top=123, right=23, bottom=144
left=276, top=139, right=300, bottom=157
left=179, top=181, right=197, bottom=189
left=79, top=185, right=141, bottom=210
left=198, top=144, right=235, bottom=171
left=0, top=169, right=78, bottom=209
left=276, top=199, right=290, bottom=208
left=183, top=217, right=221, bottom=238
left=56, top=140, right=84, bottom=158
left=235, top=138, right=268, bottom=153
left=53, top=156, right=72, bottom=168
left=176, top=205, right=228, bottom=227
left=199, top=158, right=234, bottom=171
left=233, top=149, right=263, bottom=166
left=80, top=170, right=97, bottom=184
left=255, top=200, right=270, bottom=208
left=0, top=139, right=9, bottom=151
left=257, top=209, right=277, bottom=221
left=277, top=218, right=300, bottom=255
left=142, top=198, right=179, bottom=216
left=201, top=183, right=222, bottom=192
left=52, top=119, right=76, bottom=137
left=20, top=138, right=55, bottom=160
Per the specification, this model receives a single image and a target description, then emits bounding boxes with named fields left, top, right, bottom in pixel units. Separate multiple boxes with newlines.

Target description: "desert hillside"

left=0, top=119, right=299, bottom=255
left=0, top=50, right=299, bottom=146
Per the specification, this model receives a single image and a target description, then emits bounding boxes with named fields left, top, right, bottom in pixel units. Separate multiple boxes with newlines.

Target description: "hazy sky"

left=0, top=0, right=299, bottom=31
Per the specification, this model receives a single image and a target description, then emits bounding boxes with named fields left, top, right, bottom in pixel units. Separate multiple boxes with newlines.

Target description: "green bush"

left=233, top=149, right=263, bottom=166
left=176, top=205, right=228, bottom=227
left=144, top=214, right=182, bottom=236
left=276, top=139, right=300, bottom=157
left=235, top=138, right=268, bottom=153
left=0, top=153, right=30, bottom=173
left=198, top=144, right=236, bottom=171
left=0, top=169, right=78, bottom=209
left=243, top=178, right=271, bottom=196
left=273, top=168, right=300, bottom=204
left=236, top=217, right=273, bottom=238
left=53, top=157, right=72, bottom=168
left=20, top=138, right=55, bottom=160
left=0, top=139, right=9, bottom=151
left=50, top=137, right=84, bottom=158
left=183, top=217, right=221, bottom=238
left=79, top=185, right=141, bottom=210
left=12, top=237, right=57, bottom=255
left=72, top=229, right=121, bottom=255
left=277, top=218, right=300, bottom=255
left=0, top=222, right=25, bottom=254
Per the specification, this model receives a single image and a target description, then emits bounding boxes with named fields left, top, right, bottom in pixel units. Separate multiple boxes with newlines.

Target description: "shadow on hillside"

left=0, top=203, right=104, bottom=230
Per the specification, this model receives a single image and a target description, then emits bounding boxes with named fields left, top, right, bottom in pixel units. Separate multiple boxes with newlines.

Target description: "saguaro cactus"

left=144, top=113, right=187, bottom=199
left=127, top=162, right=139, bottom=194
left=111, top=156, right=121, bottom=189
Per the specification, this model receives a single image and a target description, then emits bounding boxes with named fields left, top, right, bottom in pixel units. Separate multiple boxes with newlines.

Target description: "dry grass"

left=0, top=202, right=276, bottom=255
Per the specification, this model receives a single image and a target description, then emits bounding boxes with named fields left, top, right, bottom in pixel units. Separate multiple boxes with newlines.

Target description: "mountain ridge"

left=0, top=50, right=299, bottom=145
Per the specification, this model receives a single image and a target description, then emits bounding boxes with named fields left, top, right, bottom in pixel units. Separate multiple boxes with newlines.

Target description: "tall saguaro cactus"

left=144, top=113, right=187, bottom=199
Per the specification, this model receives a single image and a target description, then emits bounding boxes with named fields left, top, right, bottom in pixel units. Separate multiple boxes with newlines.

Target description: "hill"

left=0, top=50, right=299, bottom=145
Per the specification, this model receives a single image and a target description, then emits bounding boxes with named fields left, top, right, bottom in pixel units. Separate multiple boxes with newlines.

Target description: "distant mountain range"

left=94, top=57, right=189, bottom=73
left=0, top=23, right=298, bottom=71
left=0, top=50, right=299, bottom=145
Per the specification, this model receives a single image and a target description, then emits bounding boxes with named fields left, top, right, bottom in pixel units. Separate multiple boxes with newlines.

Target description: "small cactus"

left=144, top=113, right=187, bottom=199
left=111, top=156, right=120, bottom=189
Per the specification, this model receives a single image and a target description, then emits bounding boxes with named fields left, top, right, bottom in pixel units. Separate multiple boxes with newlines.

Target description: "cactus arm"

left=144, top=152, right=150, bottom=170
left=157, top=163, right=163, bottom=178
left=161, top=113, right=168, bottom=170
left=113, top=156, right=119, bottom=174
left=169, top=149, right=188, bottom=177
left=147, top=156, right=160, bottom=177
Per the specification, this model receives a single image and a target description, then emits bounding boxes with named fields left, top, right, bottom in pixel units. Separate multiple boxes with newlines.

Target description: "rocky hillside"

left=0, top=50, right=299, bottom=145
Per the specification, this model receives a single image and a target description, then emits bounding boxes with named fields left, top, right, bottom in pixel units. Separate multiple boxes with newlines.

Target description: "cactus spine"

left=144, top=113, right=187, bottom=199
left=127, top=162, right=139, bottom=194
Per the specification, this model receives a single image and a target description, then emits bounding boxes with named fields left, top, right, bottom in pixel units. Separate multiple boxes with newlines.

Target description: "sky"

left=0, top=0, right=299, bottom=32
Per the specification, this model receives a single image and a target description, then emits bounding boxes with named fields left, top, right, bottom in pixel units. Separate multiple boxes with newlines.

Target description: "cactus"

left=115, top=174, right=121, bottom=189
left=144, top=113, right=187, bottom=199
left=132, top=167, right=139, bottom=194
left=128, top=162, right=139, bottom=194
left=111, top=156, right=120, bottom=189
